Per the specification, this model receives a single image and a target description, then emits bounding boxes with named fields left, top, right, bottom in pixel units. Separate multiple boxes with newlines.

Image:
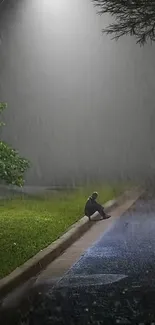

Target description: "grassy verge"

left=0, top=182, right=132, bottom=278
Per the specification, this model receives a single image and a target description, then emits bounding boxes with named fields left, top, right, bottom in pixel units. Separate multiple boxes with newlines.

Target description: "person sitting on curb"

left=84, top=192, right=111, bottom=221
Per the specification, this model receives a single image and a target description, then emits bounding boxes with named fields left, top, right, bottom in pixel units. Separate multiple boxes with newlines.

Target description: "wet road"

left=1, top=190, right=155, bottom=324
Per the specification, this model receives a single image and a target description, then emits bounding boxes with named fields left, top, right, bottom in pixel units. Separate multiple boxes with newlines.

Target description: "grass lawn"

left=0, top=182, right=132, bottom=278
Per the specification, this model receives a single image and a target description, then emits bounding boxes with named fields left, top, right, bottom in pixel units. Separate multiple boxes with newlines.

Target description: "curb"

left=0, top=187, right=143, bottom=298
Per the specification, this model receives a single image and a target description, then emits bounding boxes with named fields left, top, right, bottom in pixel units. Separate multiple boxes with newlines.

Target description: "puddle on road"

left=58, top=274, right=128, bottom=288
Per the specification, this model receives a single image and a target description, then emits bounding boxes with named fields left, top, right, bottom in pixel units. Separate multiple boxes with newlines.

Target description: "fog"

left=0, top=0, right=155, bottom=186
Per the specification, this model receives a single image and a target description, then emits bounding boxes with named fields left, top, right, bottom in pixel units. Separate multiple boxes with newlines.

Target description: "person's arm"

left=95, top=201, right=104, bottom=212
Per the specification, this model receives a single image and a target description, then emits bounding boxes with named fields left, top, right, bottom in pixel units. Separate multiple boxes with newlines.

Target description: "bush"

left=0, top=102, right=30, bottom=186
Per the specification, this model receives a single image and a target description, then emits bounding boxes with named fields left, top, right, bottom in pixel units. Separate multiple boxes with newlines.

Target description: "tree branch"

left=92, top=0, right=155, bottom=45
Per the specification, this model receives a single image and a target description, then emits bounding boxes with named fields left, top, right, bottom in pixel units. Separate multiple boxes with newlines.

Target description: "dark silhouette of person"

left=84, top=192, right=111, bottom=221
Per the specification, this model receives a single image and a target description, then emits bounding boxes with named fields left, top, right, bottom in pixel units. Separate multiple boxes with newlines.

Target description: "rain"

left=0, top=0, right=155, bottom=186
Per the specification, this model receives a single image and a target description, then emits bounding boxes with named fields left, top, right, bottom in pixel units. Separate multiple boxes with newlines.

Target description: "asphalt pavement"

left=1, top=190, right=155, bottom=324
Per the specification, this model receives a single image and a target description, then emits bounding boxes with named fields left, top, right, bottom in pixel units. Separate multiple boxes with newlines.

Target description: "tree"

left=92, top=0, right=155, bottom=45
left=0, top=103, right=30, bottom=186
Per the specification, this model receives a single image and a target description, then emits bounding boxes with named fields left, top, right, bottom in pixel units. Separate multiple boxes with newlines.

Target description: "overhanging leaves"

left=92, top=0, right=155, bottom=45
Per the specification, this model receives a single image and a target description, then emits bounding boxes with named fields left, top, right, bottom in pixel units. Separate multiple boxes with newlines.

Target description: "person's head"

left=91, top=192, right=98, bottom=200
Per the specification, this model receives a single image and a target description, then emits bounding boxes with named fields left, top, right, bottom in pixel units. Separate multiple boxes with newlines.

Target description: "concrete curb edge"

left=0, top=187, right=143, bottom=298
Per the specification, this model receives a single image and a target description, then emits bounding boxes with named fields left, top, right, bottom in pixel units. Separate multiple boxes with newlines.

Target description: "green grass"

left=0, top=182, right=132, bottom=278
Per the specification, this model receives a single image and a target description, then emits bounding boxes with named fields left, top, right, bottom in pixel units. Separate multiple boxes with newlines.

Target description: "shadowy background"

left=0, top=0, right=155, bottom=186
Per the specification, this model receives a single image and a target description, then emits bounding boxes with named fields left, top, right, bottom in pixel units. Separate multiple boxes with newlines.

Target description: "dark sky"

left=0, top=0, right=155, bottom=185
